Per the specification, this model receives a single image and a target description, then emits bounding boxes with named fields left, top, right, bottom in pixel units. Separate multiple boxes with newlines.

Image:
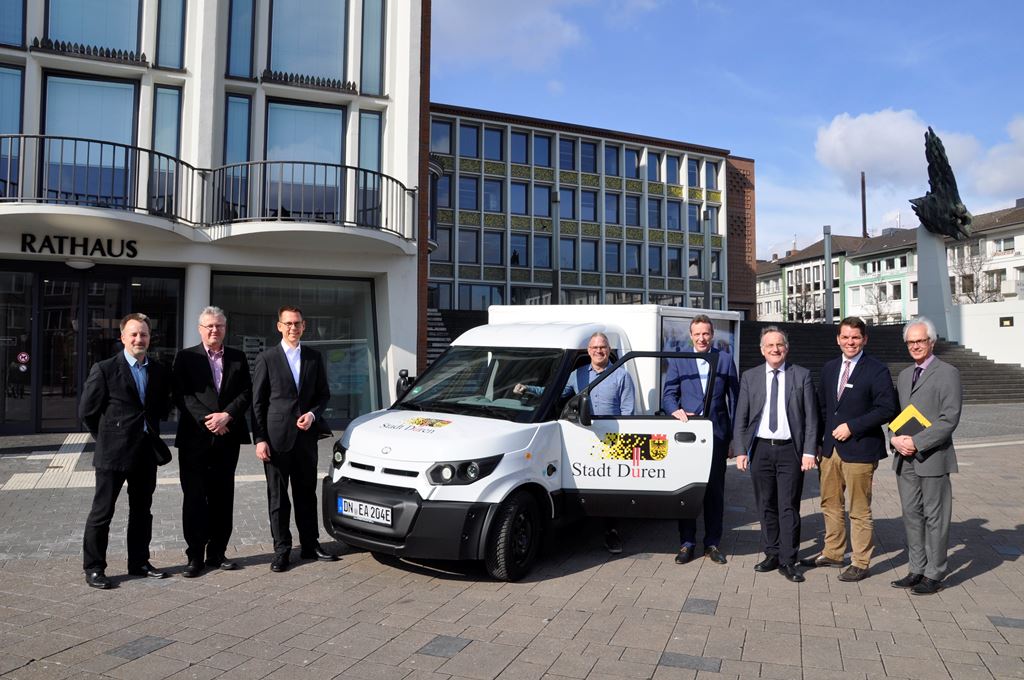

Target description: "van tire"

left=484, top=491, right=540, bottom=582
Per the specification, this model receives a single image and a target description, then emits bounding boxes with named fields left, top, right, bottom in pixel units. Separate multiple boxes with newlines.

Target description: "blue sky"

left=430, top=0, right=1024, bottom=259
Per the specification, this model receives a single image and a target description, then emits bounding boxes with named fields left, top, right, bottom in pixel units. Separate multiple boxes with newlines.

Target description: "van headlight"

left=332, top=437, right=347, bottom=469
left=427, top=455, right=502, bottom=485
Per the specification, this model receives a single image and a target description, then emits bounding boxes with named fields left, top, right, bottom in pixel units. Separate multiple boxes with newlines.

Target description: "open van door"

left=558, top=351, right=718, bottom=518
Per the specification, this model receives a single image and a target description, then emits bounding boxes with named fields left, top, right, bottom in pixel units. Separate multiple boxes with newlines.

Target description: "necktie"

left=912, top=366, right=923, bottom=388
left=769, top=369, right=779, bottom=432
left=837, top=360, right=851, bottom=399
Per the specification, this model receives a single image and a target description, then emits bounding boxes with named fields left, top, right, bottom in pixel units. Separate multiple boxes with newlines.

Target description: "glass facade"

left=157, top=0, right=186, bottom=68
left=0, top=0, right=22, bottom=46
left=227, top=0, right=255, bottom=77
left=270, top=0, right=347, bottom=80
left=265, top=102, right=344, bottom=219
left=360, top=0, right=385, bottom=95
left=49, top=0, right=139, bottom=52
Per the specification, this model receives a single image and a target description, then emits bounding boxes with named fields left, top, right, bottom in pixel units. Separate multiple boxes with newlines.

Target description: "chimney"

left=861, top=171, right=868, bottom=238
left=771, top=253, right=778, bottom=261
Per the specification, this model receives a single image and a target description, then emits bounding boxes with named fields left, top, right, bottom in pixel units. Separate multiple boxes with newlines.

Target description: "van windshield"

left=394, top=346, right=565, bottom=423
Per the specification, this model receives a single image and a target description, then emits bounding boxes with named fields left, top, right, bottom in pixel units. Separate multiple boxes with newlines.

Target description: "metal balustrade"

left=0, top=135, right=416, bottom=240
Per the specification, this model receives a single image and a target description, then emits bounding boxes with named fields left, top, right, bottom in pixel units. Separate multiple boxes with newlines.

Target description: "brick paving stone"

left=104, top=652, right=191, bottom=679
left=740, top=631, right=801, bottom=666
left=590, top=656, right=658, bottom=678
left=657, top=652, right=721, bottom=673
left=882, top=653, right=953, bottom=679
left=979, top=652, right=1024, bottom=677
left=434, top=641, right=522, bottom=680
left=163, top=664, right=224, bottom=680
left=945, top=662, right=996, bottom=679
left=547, top=652, right=597, bottom=678
left=418, top=635, right=473, bottom=658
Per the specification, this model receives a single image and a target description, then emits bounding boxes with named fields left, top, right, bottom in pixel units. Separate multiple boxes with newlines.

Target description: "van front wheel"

left=485, top=491, right=540, bottom=582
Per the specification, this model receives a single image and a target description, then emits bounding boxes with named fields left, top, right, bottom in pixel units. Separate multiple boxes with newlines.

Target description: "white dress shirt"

left=836, top=350, right=863, bottom=396
left=282, top=341, right=301, bottom=389
left=756, top=364, right=791, bottom=440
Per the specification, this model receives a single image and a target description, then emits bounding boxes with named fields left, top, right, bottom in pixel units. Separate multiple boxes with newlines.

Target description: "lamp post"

left=552, top=190, right=561, bottom=304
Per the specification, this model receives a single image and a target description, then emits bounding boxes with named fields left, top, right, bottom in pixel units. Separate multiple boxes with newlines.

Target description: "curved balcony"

left=0, top=134, right=416, bottom=241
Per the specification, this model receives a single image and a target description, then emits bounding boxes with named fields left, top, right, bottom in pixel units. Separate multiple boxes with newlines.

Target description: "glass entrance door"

left=0, top=272, right=33, bottom=430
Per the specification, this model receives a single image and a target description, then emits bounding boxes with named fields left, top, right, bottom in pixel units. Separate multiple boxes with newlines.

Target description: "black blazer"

left=79, top=352, right=172, bottom=471
left=733, top=362, right=820, bottom=460
left=172, top=344, right=252, bottom=450
left=819, top=352, right=897, bottom=463
left=252, top=344, right=331, bottom=453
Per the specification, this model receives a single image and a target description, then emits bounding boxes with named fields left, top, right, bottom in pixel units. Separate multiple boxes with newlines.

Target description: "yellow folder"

left=889, top=404, right=932, bottom=437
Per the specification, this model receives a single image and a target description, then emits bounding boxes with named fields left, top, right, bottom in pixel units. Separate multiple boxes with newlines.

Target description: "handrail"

left=0, top=134, right=416, bottom=240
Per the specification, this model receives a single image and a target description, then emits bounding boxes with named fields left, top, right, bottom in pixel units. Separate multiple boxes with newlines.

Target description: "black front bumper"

left=321, top=476, right=494, bottom=561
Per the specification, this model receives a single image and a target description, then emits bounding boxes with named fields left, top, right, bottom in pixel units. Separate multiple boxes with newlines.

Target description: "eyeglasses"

left=199, top=324, right=225, bottom=331
left=588, top=346, right=610, bottom=351
left=279, top=321, right=304, bottom=328
left=905, top=339, right=931, bottom=346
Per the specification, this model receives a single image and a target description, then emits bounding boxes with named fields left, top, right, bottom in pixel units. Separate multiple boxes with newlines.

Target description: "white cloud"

left=432, top=0, right=584, bottom=72
left=970, top=116, right=1024, bottom=198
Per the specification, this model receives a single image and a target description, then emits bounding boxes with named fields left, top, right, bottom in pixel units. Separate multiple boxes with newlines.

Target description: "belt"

left=756, top=437, right=792, bottom=446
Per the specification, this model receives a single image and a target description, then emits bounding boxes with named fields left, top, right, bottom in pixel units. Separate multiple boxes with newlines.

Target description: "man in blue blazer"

left=662, top=314, right=739, bottom=566
left=802, top=317, right=896, bottom=582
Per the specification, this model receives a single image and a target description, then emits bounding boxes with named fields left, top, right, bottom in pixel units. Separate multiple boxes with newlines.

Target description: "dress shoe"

left=704, top=546, right=727, bottom=565
left=270, top=553, right=290, bottom=572
left=674, top=545, right=693, bottom=565
left=127, top=562, right=168, bottom=579
left=799, top=554, right=844, bottom=568
left=604, top=529, right=623, bottom=555
left=837, top=565, right=870, bottom=582
left=754, top=556, right=780, bottom=572
left=911, top=577, right=944, bottom=596
left=85, top=570, right=112, bottom=589
left=205, top=556, right=238, bottom=571
left=779, top=564, right=805, bottom=583
left=891, top=572, right=923, bottom=589
left=300, top=544, right=338, bottom=562
left=182, top=560, right=204, bottom=578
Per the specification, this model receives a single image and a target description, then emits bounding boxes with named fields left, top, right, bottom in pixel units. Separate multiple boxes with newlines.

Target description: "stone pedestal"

left=916, top=228, right=956, bottom=341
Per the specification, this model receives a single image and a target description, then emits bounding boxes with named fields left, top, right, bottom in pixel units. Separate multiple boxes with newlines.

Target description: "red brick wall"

left=726, top=157, right=756, bottom=318
left=416, top=0, right=432, bottom=373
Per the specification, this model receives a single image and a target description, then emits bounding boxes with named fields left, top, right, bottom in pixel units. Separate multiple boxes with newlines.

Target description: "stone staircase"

left=426, top=309, right=487, bottom=365
left=739, top=321, right=1024, bottom=404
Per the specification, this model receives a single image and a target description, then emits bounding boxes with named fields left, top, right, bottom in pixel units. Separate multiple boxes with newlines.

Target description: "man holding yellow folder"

left=889, top=317, right=962, bottom=595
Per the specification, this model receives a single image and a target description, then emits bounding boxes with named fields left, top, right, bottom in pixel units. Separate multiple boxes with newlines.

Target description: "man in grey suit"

left=734, top=327, right=820, bottom=583
left=890, top=317, right=962, bottom=595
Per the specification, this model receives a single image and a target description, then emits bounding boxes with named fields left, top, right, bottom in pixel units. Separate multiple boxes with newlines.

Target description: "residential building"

left=425, top=104, right=756, bottom=317
left=845, top=228, right=917, bottom=324
left=771, top=236, right=865, bottom=323
left=755, top=258, right=783, bottom=321
left=0, top=1, right=427, bottom=433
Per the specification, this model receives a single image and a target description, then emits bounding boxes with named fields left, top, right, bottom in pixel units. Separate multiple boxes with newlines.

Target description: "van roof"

left=452, top=322, right=629, bottom=350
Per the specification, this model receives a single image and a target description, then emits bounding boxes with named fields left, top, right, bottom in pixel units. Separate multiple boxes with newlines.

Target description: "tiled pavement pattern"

left=0, top=405, right=1021, bottom=679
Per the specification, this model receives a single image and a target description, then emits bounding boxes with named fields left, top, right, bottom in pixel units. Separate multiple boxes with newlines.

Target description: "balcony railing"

left=0, top=134, right=416, bottom=240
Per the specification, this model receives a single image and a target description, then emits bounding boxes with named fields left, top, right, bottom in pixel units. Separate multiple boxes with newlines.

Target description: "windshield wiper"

left=393, top=401, right=423, bottom=411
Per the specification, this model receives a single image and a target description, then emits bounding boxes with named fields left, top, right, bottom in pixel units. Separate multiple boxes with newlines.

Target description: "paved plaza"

left=0, top=403, right=1022, bottom=679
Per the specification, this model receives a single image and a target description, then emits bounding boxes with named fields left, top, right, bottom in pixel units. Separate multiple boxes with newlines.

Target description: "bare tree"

left=786, top=283, right=815, bottom=323
left=948, top=240, right=1000, bottom=304
left=862, top=279, right=894, bottom=324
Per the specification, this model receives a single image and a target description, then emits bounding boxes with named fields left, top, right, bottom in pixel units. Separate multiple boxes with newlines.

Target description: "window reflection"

left=265, top=102, right=344, bottom=221
left=0, top=0, right=24, bottom=46
left=227, top=0, right=254, bottom=77
left=270, top=0, right=347, bottom=80
left=360, top=0, right=385, bottom=95
left=49, top=0, right=138, bottom=51
left=0, top=67, right=21, bottom=197
left=156, top=0, right=185, bottom=68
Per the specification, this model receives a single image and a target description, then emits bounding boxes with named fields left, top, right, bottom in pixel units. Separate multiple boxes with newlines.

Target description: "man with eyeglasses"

left=172, top=306, right=252, bottom=577
left=889, top=317, right=962, bottom=595
left=252, top=305, right=335, bottom=572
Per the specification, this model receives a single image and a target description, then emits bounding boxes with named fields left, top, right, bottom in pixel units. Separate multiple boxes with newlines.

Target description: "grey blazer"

left=893, top=356, right=961, bottom=476
left=733, top=362, right=819, bottom=459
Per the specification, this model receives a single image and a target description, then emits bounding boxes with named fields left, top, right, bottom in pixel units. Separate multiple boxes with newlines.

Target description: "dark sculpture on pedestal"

left=910, top=127, right=972, bottom=241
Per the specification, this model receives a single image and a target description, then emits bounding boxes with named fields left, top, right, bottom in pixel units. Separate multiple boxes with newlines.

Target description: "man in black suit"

left=80, top=313, right=172, bottom=589
left=252, top=305, right=335, bottom=572
left=173, top=306, right=252, bottom=577
left=734, top=327, right=819, bottom=583
left=802, top=317, right=897, bottom=582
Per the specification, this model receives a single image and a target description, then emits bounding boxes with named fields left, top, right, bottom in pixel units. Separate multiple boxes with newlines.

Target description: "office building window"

left=0, top=66, right=22, bottom=134
left=649, top=245, right=663, bottom=276
left=483, top=231, right=503, bottom=265
left=534, top=134, right=551, bottom=167
left=624, top=148, right=640, bottom=179
left=458, top=176, right=478, bottom=210
left=360, top=0, right=385, bottom=95
left=533, top=185, right=550, bottom=217
left=625, top=243, right=641, bottom=275
left=580, top=190, right=596, bottom=221
left=459, top=124, right=479, bottom=158
left=687, top=158, right=700, bottom=186
left=535, top=235, right=551, bottom=268
left=625, top=195, right=640, bottom=226
left=483, top=179, right=502, bottom=212
left=711, top=250, right=721, bottom=280
left=706, top=206, right=718, bottom=233
left=647, top=152, right=660, bottom=181
left=430, top=120, right=452, bottom=154
left=431, top=226, right=450, bottom=262
left=559, top=188, right=575, bottom=219
left=667, top=200, right=681, bottom=231
left=510, top=181, right=527, bottom=214
left=581, top=141, right=597, bottom=172
left=49, top=0, right=139, bottom=52
left=688, top=204, right=701, bottom=233
left=358, top=110, right=381, bottom=171
left=706, top=160, right=718, bottom=190
left=151, top=86, right=181, bottom=212
left=510, top=234, right=528, bottom=267
left=605, top=193, right=619, bottom=224
left=559, top=138, right=575, bottom=170
left=459, top=284, right=503, bottom=310
left=689, top=249, right=703, bottom=278
left=265, top=102, right=344, bottom=219
left=436, top=175, right=451, bottom=208
left=666, top=155, right=679, bottom=185
left=647, top=198, right=661, bottom=229
left=270, top=0, right=347, bottom=81
left=0, top=0, right=23, bottom=46
left=605, top=144, right=619, bottom=176
left=581, top=240, right=598, bottom=272
left=156, top=0, right=186, bottom=68
left=428, top=282, right=452, bottom=309
left=559, top=238, right=575, bottom=270
left=511, top=131, right=528, bottom=163
left=667, top=247, right=682, bottom=277
left=605, top=242, right=621, bottom=273
left=458, top=228, right=479, bottom=264
left=226, top=0, right=254, bottom=77
left=484, top=128, right=503, bottom=161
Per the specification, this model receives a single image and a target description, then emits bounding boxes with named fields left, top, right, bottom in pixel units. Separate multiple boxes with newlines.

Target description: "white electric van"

left=321, top=305, right=740, bottom=580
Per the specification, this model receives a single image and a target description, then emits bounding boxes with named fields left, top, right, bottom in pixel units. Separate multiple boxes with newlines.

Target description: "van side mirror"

left=578, top=394, right=592, bottom=427
left=396, top=369, right=415, bottom=399
left=561, top=393, right=591, bottom=426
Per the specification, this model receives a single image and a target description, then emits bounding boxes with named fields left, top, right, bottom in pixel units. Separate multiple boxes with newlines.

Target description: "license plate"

left=338, top=497, right=392, bottom=526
